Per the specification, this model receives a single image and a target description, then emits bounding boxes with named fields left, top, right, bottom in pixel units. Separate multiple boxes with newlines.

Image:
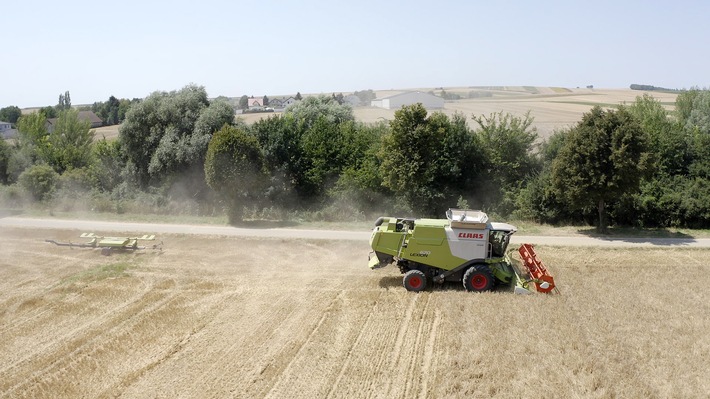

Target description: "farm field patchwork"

left=354, top=88, right=679, bottom=138
left=89, top=88, right=678, bottom=142
left=1, top=227, right=708, bottom=398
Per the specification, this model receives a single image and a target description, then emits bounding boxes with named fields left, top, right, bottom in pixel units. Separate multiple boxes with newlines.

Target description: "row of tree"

left=2, top=84, right=710, bottom=230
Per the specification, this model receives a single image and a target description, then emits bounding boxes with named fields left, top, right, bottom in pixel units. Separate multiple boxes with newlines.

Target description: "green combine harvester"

left=368, top=209, right=557, bottom=294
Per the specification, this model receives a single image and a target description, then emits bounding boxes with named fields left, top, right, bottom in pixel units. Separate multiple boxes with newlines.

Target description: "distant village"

left=1, top=89, right=447, bottom=139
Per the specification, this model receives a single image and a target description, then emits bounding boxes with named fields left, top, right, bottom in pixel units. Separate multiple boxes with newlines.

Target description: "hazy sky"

left=3, top=0, right=708, bottom=108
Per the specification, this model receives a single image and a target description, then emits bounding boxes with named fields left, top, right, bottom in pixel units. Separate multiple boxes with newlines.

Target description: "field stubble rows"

left=1, top=228, right=708, bottom=398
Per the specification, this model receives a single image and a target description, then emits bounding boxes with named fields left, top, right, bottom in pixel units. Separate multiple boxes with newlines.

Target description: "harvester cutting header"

left=368, top=209, right=557, bottom=294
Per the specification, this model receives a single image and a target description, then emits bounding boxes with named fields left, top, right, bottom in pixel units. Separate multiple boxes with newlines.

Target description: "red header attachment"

left=518, top=243, right=557, bottom=294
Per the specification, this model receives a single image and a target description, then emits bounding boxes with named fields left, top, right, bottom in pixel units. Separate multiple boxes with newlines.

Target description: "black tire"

left=463, top=264, right=494, bottom=292
left=101, top=247, right=112, bottom=256
left=403, top=270, right=427, bottom=292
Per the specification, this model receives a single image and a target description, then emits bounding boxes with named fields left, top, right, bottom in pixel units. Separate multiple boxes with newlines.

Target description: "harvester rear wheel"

left=463, top=264, right=494, bottom=292
left=403, top=270, right=427, bottom=292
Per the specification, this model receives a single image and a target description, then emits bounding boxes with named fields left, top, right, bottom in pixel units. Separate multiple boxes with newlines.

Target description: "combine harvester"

left=46, top=233, right=162, bottom=256
left=368, top=209, right=558, bottom=294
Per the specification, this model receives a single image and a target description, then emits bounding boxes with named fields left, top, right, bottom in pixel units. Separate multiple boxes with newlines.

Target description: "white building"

left=0, top=120, right=17, bottom=139
left=370, top=91, right=444, bottom=110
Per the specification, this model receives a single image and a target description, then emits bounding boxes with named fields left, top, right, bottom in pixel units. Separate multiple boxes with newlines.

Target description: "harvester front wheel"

left=463, top=265, right=494, bottom=292
left=403, top=270, right=427, bottom=292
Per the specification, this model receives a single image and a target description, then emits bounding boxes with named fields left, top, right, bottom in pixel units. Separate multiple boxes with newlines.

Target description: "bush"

left=59, top=168, right=94, bottom=192
left=0, top=184, right=31, bottom=209
left=18, top=164, right=59, bottom=201
left=0, top=139, right=10, bottom=184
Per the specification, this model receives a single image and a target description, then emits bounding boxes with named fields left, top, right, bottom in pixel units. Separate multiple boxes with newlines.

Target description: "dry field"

left=353, top=87, right=679, bottom=139
left=92, top=125, right=120, bottom=141
left=1, top=227, right=708, bottom=398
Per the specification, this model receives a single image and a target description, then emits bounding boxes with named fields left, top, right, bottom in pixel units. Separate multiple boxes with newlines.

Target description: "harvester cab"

left=368, top=209, right=557, bottom=294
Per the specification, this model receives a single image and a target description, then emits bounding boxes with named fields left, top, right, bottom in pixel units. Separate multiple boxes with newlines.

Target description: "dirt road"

left=2, top=222, right=709, bottom=398
left=1, top=216, right=709, bottom=247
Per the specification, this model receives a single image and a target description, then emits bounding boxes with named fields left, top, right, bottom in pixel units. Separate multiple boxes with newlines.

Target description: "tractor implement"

left=46, top=233, right=162, bottom=256
left=368, top=209, right=558, bottom=294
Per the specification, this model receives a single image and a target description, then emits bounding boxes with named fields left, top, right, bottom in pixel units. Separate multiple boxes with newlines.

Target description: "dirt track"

left=2, top=227, right=709, bottom=398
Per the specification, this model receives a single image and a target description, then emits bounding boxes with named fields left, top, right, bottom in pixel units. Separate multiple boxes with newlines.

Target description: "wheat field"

left=1, top=227, right=708, bottom=398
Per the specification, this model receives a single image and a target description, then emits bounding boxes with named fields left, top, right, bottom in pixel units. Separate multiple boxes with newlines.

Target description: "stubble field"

left=1, top=227, right=709, bottom=398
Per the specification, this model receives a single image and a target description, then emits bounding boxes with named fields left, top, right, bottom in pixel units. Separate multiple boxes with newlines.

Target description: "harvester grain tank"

left=368, top=209, right=557, bottom=294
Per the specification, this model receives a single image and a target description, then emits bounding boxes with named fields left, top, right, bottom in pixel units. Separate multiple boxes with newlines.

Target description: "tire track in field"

left=324, top=291, right=385, bottom=398
left=0, top=247, right=144, bottom=339
left=317, top=291, right=434, bottom=399
left=378, top=293, right=429, bottom=398
left=393, top=293, right=433, bottom=399
left=0, top=279, right=151, bottom=377
left=417, top=303, right=441, bottom=399
left=0, top=276, right=183, bottom=398
left=102, top=289, right=232, bottom=398
left=186, top=293, right=309, bottom=397
left=262, top=290, right=347, bottom=399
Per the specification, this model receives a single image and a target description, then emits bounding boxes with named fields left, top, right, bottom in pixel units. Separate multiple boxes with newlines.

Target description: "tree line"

left=2, top=84, right=710, bottom=230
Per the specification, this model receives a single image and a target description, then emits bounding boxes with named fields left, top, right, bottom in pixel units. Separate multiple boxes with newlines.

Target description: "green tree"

left=332, top=121, right=389, bottom=211
left=0, top=106, right=22, bottom=124
left=57, top=90, right=71, bottom=111
left=148, top=99, right=234, bottom=179
left=353, top=89, right=376, bottom=104
left=298, top=117, right=371, bottom=200
left=628, top=94, right=687, bottom=175
left=472, top=111, right=539, bottom=215
left=685, top=90, right=710, bottom=134
left=40, top=106, right=57, bottom=119
left=515, top=128, right=586, bottom=224
left=119, top=84, right=232, bottom=188
left=118, top=98, right=138, bottom=122
left=0, top=138, right=10, bottom=184
left=44, top=109, right=95, bottom=173
left=295, top=92, right=302, bottom=101
left=262, top=95, right=269, bottom=106
left=90, top=138, right=123, bottom=192
left=238, top=95, right=249, bottom=110
left=380, top=104, right=480, bottom=216
left=284, top=95, right=354, bottom=129
left=251, top=114, right=300, bottom=205
left=675, top=89, right=701, bottom=126
left=204, top=125, right=266, bottom=223
left=18, top=164, right=59, bottom=201
left=103, top=95, right=121, bottom=125
left=551, top=106, right=651, bottom=231
left=16, top=111, right=48, bottom=165
left=252, top=98, right=373, bottom=206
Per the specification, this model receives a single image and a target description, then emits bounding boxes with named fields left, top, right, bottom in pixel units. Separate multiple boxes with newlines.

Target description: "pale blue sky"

left=3, top=0, right=708, bottom=108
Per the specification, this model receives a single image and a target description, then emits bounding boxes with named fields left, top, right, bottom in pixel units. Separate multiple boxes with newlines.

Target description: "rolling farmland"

left=352, top=87, right=678, bottom=138
left=86, top=87, right=678, bottom=141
